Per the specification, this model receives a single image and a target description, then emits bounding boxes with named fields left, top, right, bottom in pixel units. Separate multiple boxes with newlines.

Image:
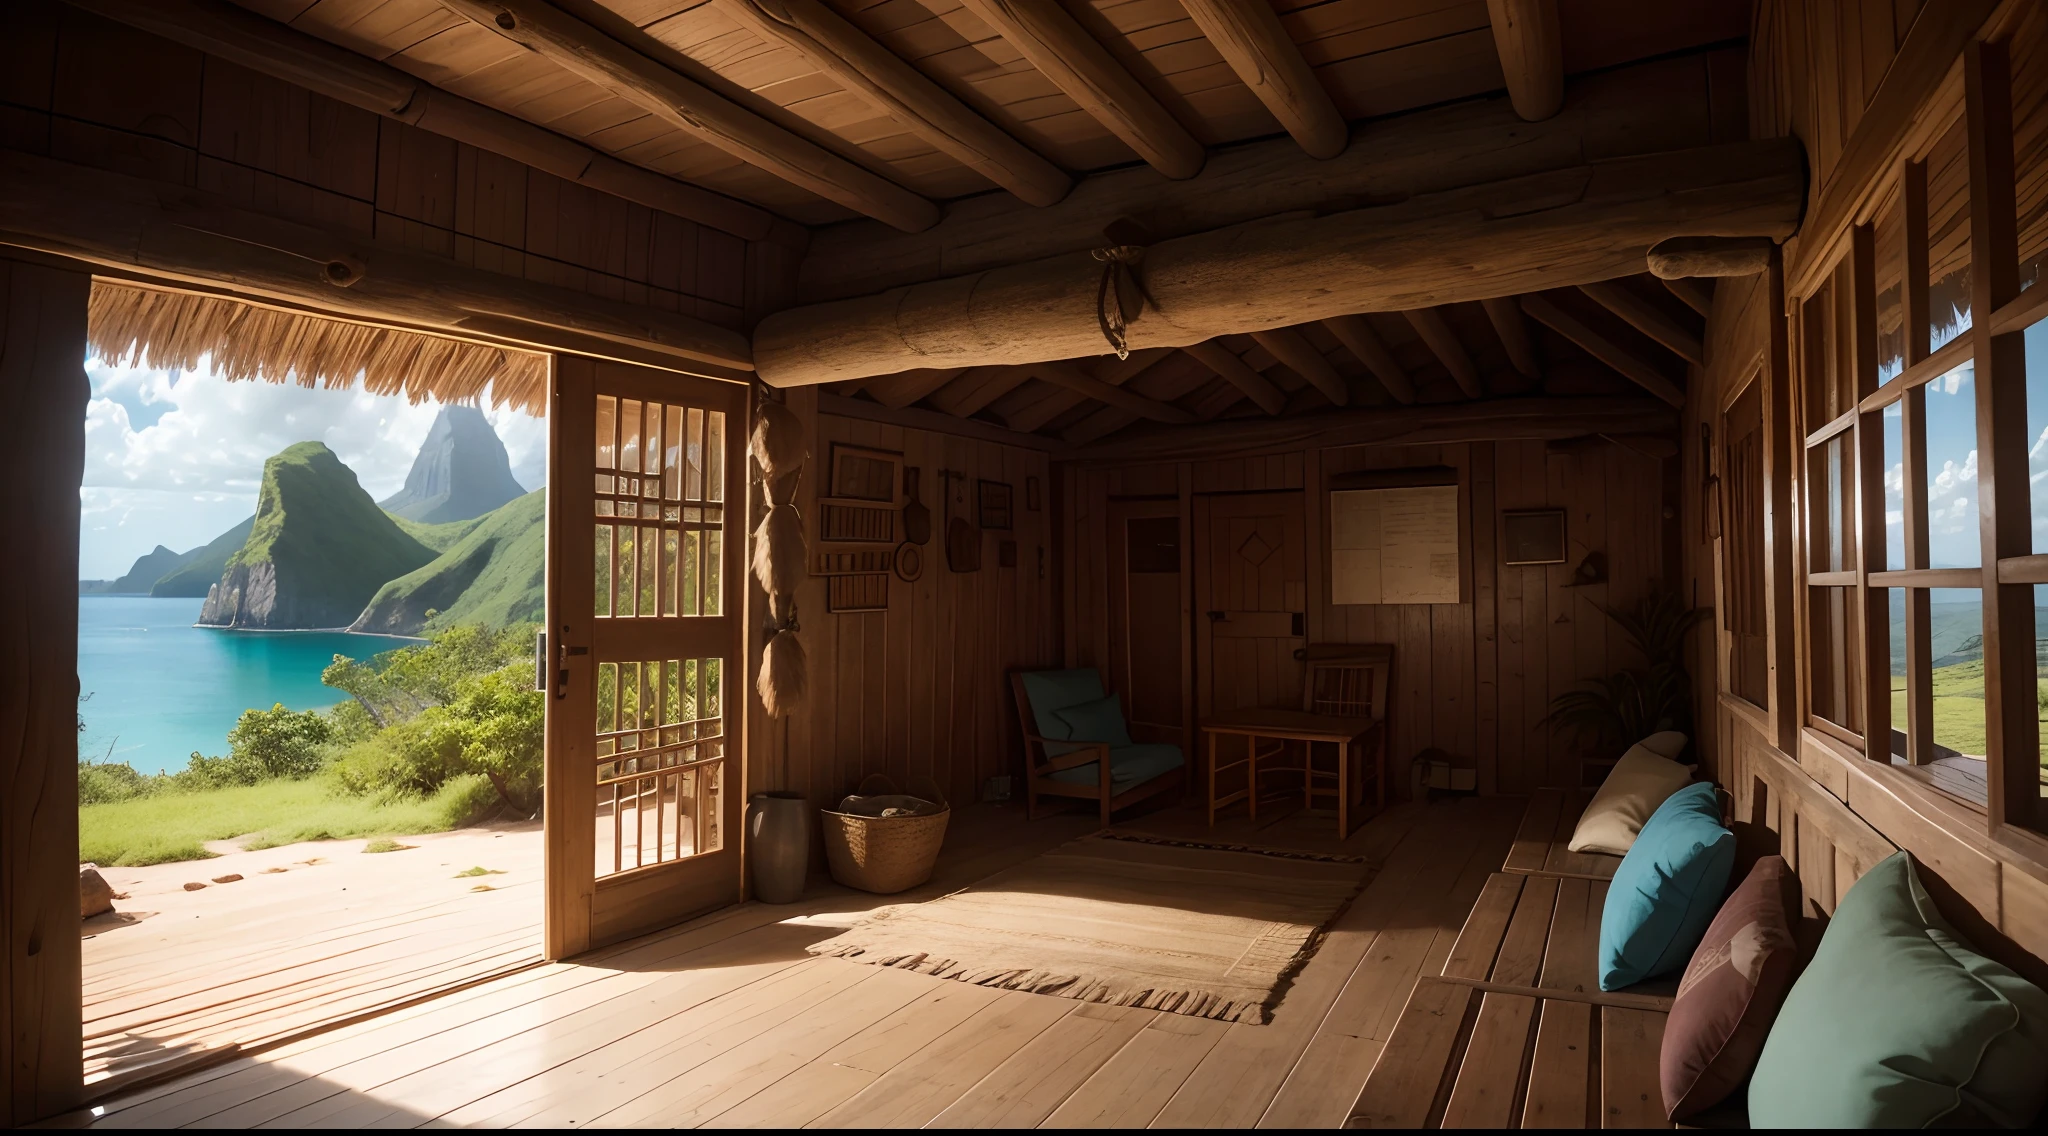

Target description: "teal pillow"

left=1599, top=781, right=1734, bottom=991
left=1020, top=669, right=1105, bottom=756
left=1749, top=851, right=2048, bottom=1127
left=1053, top=694, right=1132, bottom=748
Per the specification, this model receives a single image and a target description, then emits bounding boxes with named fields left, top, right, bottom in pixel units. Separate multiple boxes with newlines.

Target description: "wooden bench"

left=1349, top=791, right=1675, bottom=1129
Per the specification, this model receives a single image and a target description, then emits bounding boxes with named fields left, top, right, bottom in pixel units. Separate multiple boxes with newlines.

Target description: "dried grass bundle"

left=749, top=397, right=808, bottom=479
left=751, top=503, right=806, bottom=597
left=87, top=281, right=548, bottom=414
left=758, top=629, right=808, bottom=719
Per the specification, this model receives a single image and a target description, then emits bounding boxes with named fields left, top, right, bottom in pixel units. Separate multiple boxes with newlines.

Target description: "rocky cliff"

left=197, top=442, right=436, bottom=629
left=378, top=406, right=528, bottom=524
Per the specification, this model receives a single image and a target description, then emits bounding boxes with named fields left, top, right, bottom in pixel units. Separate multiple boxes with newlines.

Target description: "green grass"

left=79, top=779, right=474, bottom=867
left=1888, top=657, right=2048, bottom=759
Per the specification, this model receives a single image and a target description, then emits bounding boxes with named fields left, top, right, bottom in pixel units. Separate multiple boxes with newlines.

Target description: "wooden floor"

left=80, top=824, right=544, bottom=1093
left=65, top=793, right=1523, bottom=1129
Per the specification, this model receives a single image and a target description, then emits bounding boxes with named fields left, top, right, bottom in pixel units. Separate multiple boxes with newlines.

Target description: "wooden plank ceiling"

left=228, top=0, right=1746, bottom=227
left=840, top=273, right=1710, bottom=446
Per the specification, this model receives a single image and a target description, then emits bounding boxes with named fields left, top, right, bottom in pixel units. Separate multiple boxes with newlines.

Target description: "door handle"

left=551, top=627, right=588, bottom=700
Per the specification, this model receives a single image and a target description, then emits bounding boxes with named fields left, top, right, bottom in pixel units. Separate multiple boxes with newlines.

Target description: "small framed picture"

left=1502, top=508, right=1567, bottom=565
left=977, top=479, right=1014, bottom=531
left=1026, top=476, right=1042, bottom=511
left=828, top=443, right=902, bottom=504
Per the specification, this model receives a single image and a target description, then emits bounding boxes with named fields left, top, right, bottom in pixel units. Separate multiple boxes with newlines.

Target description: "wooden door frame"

left=1105, top=496, right=1195, bottom=753
left=543, top=356, right=750, bottom=960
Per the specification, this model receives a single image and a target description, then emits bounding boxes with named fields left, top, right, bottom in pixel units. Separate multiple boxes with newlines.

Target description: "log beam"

left=0, top=149, right=752, bottom=374
left=1578, top=279, right=1704, bottom=366
left=1250, top=328, right=1349, bottom=406
left=1065, top=394, right=1677, bottom=462
left=1647, top=235, right=1774, bottom=278
left=1486, top=0, right=1563, bottom=122
left=929, top=366, right=1032, bottom=418
left=1402, top=308, right=1482, bottom=398
left=799, top=54, right=1773, bottom=301
left=1481, top=296, right=1541, bottom=378
left=439, top=0, right=938, bottom=232
left=1178, top=0, right=1345, bottom=159
left=1182, top=340, right=1286, bottom=414
left=756, top=139, right=1804, bottom=385
left=1321, top=315, right=1415, bottom=403
left=709, top=0, right=1069, bottom=206
left=958, top=0, right=1203, bottom=180
left=1520, top=293, right=1683, bottom=407
left=64, top=0, right=793, bottom=245
left=1032, top=359, right=1196, bottom=423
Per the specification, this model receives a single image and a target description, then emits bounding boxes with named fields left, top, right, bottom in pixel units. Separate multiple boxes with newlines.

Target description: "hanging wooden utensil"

left=902, top=465, right=931, bottom=545
left=943, top=470, right=981, bottom=572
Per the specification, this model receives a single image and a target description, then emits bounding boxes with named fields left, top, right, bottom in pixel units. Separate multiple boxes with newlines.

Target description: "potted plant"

left=1546, top=587, right=1709, bottom=762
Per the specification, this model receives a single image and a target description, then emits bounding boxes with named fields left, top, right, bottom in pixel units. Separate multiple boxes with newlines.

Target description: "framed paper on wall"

left=1502, top=508, right=1567, bottom=565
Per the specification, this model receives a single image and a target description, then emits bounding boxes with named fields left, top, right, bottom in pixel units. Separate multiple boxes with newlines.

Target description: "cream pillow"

left=1567, top=731, right=1692, bottom=855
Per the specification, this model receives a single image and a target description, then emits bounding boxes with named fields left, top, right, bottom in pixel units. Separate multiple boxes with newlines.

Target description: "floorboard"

left=69, top=795, right=1528, bottom=1129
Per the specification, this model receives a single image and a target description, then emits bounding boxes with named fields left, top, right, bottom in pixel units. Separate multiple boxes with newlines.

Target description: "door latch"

left=550, top=626, right=588, bottom=699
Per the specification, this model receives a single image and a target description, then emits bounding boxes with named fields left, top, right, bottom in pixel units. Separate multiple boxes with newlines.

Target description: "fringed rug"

left=804, top=831, right=1376, bottom=1023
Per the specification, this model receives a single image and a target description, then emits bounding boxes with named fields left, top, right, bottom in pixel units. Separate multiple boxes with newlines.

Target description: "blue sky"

left=81, top=359, right=547, bottom=580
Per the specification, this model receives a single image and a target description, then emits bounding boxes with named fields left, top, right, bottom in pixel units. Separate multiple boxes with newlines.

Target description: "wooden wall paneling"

left=1473, top=442, right=1500, bottom=794
left=1543, top=445, right=1576, bottom=786
left=0, top=258, right=88, bottom=1126
left=1496, top=443, right=1530, bottom=795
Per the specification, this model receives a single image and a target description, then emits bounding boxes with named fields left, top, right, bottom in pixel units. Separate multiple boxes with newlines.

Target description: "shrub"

left=224, top=703, right=333, bottom=780
left=78, top=760, right=151, bottom=805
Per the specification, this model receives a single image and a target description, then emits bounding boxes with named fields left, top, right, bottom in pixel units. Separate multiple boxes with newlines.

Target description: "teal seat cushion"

left=1599, top=781, right=1734, bottom=991
left=1749, top=851, right=2048, bottom=1128
left=1053, top=694, right=1133, bottom=748
left=1048, top=743, right=1185, bottom=789
left=1020, top=669, right=1107, bottom=756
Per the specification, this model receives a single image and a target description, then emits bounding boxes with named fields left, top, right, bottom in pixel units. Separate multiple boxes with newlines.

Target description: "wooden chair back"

left=1300, top=643, right=1393, bottom=721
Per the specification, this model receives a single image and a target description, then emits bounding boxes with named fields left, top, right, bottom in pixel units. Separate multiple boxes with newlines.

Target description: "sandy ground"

left=83, top=820, right=544, bottom=940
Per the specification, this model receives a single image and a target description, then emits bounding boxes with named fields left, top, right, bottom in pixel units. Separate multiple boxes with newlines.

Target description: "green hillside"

left=198, top=443, right=438, bottom=629
left=391, top=512, right=488, bottom=554
left=352, top=490, right=544, bottom=636
left=109, top=545, right=190, bottom=593
left=151, top=516, right=255, bottom=598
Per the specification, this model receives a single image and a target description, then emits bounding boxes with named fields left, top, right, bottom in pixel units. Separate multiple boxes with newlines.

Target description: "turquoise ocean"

left=78, top=595, right=416, bottom=775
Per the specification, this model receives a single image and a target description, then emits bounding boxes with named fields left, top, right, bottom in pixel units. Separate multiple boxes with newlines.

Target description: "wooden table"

left=1200, top=707, right=1383, bottom=838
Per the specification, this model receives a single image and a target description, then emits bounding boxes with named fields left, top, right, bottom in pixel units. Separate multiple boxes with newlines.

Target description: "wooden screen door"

left=544, top=356, right=746, bottom=959
left=1194, top=491, right=1307, bottom=719
left=1106, top=499, right=1191, bottom=749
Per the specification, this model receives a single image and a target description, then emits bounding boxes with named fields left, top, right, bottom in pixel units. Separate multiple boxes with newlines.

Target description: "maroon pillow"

left=1660, top=854, right=1799, bottom=1120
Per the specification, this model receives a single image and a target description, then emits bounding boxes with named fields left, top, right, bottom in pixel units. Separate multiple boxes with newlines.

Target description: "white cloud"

left=1930, top=450, right=1977, bottom=500
left=80, top=359, right=547, bottom=579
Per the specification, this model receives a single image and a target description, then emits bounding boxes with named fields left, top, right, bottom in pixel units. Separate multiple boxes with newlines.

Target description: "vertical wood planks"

left=0, top=257, right=90, bottom=1125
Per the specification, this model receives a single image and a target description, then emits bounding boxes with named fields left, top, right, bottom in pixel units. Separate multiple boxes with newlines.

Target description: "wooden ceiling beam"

left=1002, top=349, right=1173, bottom=432
left=1519, top=293, right=1684, bottom=407
left=64, top=0, right=792, bottom=245
left=709, top=0, right=1069, bottom=207
left=1181, top=341, right=1286, bottom=414
left=1402, top=308, right=1482, bottom=398
left=927, top=366, right=1032, bottom=418
left=0, top=149, right=752, bottom=373
left=1063, top=362, right=1216, bottom=443
left=1320, top=315, right=1415, bottom=403
left=757, top=139, right=1805, bottom=385
left=1177, top=0, right=1345, bottom=159
left=1033, top=359, right=1196, bottom=424
left=1487, top=0, right=1563, bottom=122
left=1577, top=279, right=1705, bottom=366
left=864, top=367, right=967, bottom=408
left=439, top=0, right=938, bottom=233
left=1663, top=276, right=1715, bottom=316
left=1250, top=328, right=1349, bottom=406
left=1480, top=296, right=1541, bottom=378
left=956, top=0, right=1204, bottom=180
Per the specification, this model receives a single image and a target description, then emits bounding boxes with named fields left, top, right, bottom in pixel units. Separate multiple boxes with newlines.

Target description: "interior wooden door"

left=1106, top=498, right=1191, bottom=749
left=1194, top=491, right=1307, bottom=719
left=544, top=356, right=746, bottom=959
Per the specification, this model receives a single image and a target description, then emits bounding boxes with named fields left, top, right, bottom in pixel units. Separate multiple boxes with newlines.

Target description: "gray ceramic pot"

left=746, top=791, right=808, bottom=904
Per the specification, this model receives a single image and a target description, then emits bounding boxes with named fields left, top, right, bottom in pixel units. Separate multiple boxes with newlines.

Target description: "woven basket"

left=820, top=774, right=950, bottom=894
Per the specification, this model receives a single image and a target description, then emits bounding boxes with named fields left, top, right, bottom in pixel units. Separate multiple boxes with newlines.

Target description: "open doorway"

left=75, top=283, right=549, bottom=1090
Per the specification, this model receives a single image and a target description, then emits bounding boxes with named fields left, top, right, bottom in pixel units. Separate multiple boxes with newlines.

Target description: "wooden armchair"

left=1009, top=667, right=1185, bottom=824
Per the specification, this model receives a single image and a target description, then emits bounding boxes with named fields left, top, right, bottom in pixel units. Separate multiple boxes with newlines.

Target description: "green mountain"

left=390, top=511, right=488, bottom=554
left=151, top=516, right=255, bottom=598
left=196, top=442, right=437, bottom=629
left=351, top=490, right=544, bottom=636
left=107, top=545, right=191, bottom=594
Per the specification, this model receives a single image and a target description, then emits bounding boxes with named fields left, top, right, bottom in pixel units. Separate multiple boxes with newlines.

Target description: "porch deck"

left=68, top=794, right=1522, bottom=1129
